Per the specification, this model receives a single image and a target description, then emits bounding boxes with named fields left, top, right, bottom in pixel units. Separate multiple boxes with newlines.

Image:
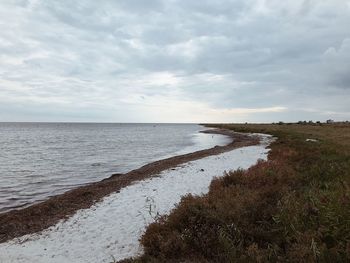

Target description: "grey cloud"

left=115, top=0, right=164, bottom=13
left=0, top=0, right=349, bottom=122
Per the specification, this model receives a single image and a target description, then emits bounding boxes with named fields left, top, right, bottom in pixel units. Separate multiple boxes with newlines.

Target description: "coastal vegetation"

left=123, top=123, right=350, bottom=262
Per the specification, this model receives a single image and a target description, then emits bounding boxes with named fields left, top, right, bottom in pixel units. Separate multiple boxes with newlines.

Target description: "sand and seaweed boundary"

left=0, top=128, right=260, bottom=243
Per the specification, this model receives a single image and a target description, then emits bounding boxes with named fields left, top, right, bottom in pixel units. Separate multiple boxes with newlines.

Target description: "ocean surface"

left=0, top=123, right=231, bottom=213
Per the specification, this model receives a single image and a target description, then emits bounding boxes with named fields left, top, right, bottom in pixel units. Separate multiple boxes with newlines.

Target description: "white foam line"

left=0, top=135, right=273, bottom=263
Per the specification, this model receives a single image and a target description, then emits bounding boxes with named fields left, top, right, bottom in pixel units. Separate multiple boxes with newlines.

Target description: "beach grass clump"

left=123, top=123, right=350, bottom=262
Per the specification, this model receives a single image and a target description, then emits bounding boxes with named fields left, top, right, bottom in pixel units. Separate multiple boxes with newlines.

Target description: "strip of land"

left=0, top=128, right=259, bottom=243
left=0, top=135, right=272, bottom=263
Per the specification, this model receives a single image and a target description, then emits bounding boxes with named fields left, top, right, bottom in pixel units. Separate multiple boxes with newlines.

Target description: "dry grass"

left=122, top=123, right=350, bottom=262
left=209, top=123, right=350, bottom=149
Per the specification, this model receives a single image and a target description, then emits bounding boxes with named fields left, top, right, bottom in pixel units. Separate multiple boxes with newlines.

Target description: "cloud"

left=322, top=38, right=350, bottom=89
left=0, top=0, right=349, bottom=122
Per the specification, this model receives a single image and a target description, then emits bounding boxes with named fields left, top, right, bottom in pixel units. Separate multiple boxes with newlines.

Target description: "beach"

left=0, top=132, right=272, bottom=262
left=0, top=129, right=257, bottom=243
left=0, top=123, right=231, bottom=214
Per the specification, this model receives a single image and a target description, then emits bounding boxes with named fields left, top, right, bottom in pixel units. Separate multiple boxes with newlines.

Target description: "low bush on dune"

left=123, top=124, right=350, bottom=262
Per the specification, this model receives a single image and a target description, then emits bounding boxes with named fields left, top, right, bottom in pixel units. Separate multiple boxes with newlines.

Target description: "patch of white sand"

left=306, top=138, right=318, bottom=142
left=0, top=135, right=273, bottom=263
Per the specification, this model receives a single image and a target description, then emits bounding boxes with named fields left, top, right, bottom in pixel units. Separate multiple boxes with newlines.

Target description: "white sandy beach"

left=0, top=135, right=272, bottom=263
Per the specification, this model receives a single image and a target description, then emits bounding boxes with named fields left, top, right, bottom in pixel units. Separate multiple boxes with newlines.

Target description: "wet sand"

left=0, top=129, right=259, bottom=243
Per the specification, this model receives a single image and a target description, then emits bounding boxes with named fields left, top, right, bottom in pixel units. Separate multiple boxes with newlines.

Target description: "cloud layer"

left=0, top=0, right=349, bottom=122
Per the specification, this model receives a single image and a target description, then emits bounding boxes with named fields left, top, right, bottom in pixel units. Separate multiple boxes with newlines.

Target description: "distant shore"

left=0, top=128, right=260, bottom=243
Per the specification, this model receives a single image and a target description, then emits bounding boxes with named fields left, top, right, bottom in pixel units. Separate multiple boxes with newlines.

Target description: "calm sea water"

left=0, top=123, right=230, bottom=213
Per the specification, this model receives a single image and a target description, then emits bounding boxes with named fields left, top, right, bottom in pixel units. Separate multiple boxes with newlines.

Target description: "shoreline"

left=0, top=128, right=259, bottom=243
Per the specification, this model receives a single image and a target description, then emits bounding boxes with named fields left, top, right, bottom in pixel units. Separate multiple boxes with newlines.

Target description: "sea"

left=0, top=123, right=231, bottom=213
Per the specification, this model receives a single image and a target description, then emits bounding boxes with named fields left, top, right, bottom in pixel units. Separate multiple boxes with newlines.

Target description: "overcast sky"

left=0, top=0, right=349, bottom=123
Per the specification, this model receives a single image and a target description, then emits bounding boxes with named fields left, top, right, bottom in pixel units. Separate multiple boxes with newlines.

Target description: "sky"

left=0, top=0, right=349, bottom=123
